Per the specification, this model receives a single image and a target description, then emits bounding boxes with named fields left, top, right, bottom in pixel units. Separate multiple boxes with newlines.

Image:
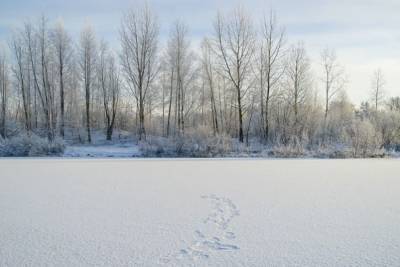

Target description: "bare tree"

left=120, top=4, right=158, bottom=141
left=22, top=17, right=57, bottom=141
left=52, top=20, right=72, bottom=138
left=98, top=41, right=120, bottom=140
left=259, top=11, right=285, bottom=142
left=162, top=54, right=173, bottom=137
left=11, top=29, right=31, bottom=133
left=0, top=48, right=8, bottom=138
left=163, top=21, right=195, bottom=136
left=213, top=7, right=256, bottom=142
left=166, top=59, right=174, bottom=137
left=371, top=69, right=385, bottom=112
left=320, top=48, right=346, bottom=121
left=201, top=38, right=219, bottom=135
left=79, top=24, right=97, bottom=143
left=160, top=71, right=167, bottom=136
left=285, top=43, right=311, bottom=132
left=173, top=21, right=188, bottom=135
left=37, top=16, right=57, bottom=141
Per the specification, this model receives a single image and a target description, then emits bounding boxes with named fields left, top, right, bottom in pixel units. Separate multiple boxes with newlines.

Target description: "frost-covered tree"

left=371, top=69, right=385, bottom=112
left=163, top=21, right=196, bottom=136
left=11, top=25, right=32, bottom=133
left=284, top=42, right=312, bottom=139
left=0, top=48, right=8, bottom=138
left=120, top=4, right=158, bottom=141
left=201, top=38, right=219, bottom=135
left=16, top=17, right=58, bottom=141
left=259, top=11, right=285, bottom=142
left=320, top=48, right=346, bottom=121
left=213, top=7, right=256, bottom=142
left=97, top=41, right=120, bottom=140
left=51, top=20, right=72, bottom=138
left=79, top=24, right=97, bottom=143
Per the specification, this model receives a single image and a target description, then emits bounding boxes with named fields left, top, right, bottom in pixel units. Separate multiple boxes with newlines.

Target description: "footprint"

left=195, top=230, right=205, bottom=238
left=212, top=236, right=221, bottom=242
left=161, top=194, right=240, bottom=264
left=203, top=240, right=239, bottom=251
left=225, top=232, right=236, bottom=240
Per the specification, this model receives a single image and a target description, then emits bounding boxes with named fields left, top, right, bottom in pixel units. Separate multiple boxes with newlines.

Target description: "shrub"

left=267, top=136, right=306, bottom=158
left=346, top=119, right=383, bottom=157
left=139, top=126, right=234, bottom=157
left=0, top=134, right=65, bottom=157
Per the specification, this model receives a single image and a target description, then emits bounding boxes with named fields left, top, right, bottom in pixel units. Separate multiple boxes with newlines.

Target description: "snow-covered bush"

left=0, top=134, right=65, bottom=157
left=139, top=136, right=176, bottom=157
left=268, top=136, right=306, bottom=158
left=347, top=119, right=384, bottom=158
left=140, top=126, right=234, bottom=157
left=373, top=111, right=400, bottom=150
left=306, top=143, right=352, bottom=158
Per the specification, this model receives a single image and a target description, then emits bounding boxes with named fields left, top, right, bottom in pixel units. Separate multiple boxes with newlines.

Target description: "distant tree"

left=0, top=48, right=8, bottom=138
left=79, top=24, right=97, bottom=143
left=320, top=48, right=346, bottom=121
left=285, top=43, right=311, bottom=127
left=36, top=16, right=57, bottom=141
left=10, top=27, right=32, bottom=133
left=259, top=11, right=285, bottom=142
left=98, top=41, right=120, bottom=140
left=51, top=20, right=72, bottom=138
left=163, top=21, right=195, bottom=136
left=201, top=38, right=219, bottom=135
left=213, top=7, right=256, bottom=142
left=19, top=17, right=57, bottom=141
left=371, top=69, right=385, bottom=112
left=120, top=4, right=159, bottom=141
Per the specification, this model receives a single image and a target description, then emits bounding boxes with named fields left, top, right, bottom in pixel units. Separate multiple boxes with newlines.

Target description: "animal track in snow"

left=160, top=194, right=240, bottom=264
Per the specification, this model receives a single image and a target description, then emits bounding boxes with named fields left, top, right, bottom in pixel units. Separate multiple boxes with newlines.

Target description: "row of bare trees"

left=0, top=4, right=398, bottom=151
left=4, top=16, right=121, bottom=142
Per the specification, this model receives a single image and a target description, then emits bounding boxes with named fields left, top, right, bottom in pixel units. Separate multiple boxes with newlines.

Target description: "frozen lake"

left=1, top=159, right=399, bottom=266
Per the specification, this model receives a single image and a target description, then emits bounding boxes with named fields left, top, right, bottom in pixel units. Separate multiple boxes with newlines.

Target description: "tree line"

left=0, top=4, right=399, bottom=154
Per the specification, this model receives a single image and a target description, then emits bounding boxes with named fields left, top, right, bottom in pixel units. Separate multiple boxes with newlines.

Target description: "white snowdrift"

left=0, top=159, right=399, bottom=266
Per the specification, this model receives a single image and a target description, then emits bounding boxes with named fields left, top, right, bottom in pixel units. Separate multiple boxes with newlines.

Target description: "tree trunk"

left=0, top=72, right=6, bottom=138
left=106, top=126, right=113, bottom=141
left=265, top=71, right=271, bottom=143
left=237, top=86, right=244, bottom=143
left=138, top=99, right=146, bottom=140
left=59, top=59, right=65, bottom=138
left=166, top=71, right=174, bottom=137
left=86, top=87, right=91, bottom=143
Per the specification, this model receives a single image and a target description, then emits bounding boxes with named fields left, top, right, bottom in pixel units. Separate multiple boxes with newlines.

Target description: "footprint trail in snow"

left=160, top=194, right=240, bottom=264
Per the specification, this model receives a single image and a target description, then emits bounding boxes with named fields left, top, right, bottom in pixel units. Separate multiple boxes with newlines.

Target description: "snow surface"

left=1, top=159, right=400, bottom=266
left=63, top=143, right=142, bottom=158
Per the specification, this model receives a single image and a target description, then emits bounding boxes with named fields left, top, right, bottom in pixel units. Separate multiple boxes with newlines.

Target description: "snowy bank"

left=64, top=143, right=141, bottom=158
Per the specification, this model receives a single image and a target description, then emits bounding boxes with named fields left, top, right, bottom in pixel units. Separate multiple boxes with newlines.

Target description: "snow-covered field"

left=1, top=159, right=399, bottom=266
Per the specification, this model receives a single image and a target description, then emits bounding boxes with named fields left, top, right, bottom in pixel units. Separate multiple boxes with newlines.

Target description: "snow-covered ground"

left=63, top=130, right=142, bottom=158
left=64, top=143, right=142, bottom=158
left=1, top=159, right=400, bottom=266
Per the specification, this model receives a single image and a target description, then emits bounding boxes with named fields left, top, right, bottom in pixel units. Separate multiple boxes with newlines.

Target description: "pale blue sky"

left=0, top=0, right=399, bottom=102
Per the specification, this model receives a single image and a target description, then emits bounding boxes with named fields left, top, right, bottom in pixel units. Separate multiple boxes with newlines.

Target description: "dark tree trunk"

left=86, top=85, right=91, bottom=143
left=237, top=86, right=244, bottom=143
left=59, top=56, right=65, bottom=138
